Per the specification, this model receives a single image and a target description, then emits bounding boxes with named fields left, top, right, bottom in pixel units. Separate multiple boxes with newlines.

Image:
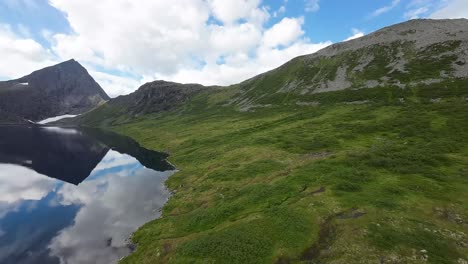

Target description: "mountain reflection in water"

left=0, top=126, right=175, bottom=264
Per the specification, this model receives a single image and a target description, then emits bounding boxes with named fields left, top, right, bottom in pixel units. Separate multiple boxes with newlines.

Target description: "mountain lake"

left=0, top=125, right=176, bottom=264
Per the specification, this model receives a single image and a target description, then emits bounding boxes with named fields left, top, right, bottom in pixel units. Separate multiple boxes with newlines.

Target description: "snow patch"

left=38, top=114, right=79, bottom=124
left=19, top=82, right=29, bottom=86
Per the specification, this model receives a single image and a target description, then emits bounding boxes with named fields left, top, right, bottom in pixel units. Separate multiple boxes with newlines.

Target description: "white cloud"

left=344, top=28, right=365, bottom=41
left=430, top=0, right=468, bottom=19
left=208, top=0, right=266, bottom=24
left=0, top=164, right=56, bottom=204
left=40, top=0, right=332, bottom=95
left=370, top=0, right=401, bottom=18
left=158, top=40, right=331, bottom=85
left=2, top=1, right=332, bottom=96
left=0, top=24, right=56, bottom=79
left=305, top=0, right=320, bottom=12
left=49, top=150, right=175, bottom=264
left=209, top=23, right=263, bottom=56
left=263, top=17, right=305, bottom=47
left=49, top=0, right=211, bottom=75
left=90, top=71, right=144, bottom=97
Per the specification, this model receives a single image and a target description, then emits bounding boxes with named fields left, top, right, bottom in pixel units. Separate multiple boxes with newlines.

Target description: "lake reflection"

left=0, top=126, right=175, bottom=264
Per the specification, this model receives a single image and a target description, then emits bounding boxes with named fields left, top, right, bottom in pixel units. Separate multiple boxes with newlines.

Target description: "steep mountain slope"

left=229, top=19, right=468, bottom=109
left=0, top=59, right=109, bottom=122
left=69, top=19, right=468, bottom=264
left=75, top=19, right=468, bottom=124
left=69, top=80, right=212, bottom=126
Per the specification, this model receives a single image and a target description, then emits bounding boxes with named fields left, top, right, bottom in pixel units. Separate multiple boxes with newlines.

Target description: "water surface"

left=0, top=125, right=175, bottom=264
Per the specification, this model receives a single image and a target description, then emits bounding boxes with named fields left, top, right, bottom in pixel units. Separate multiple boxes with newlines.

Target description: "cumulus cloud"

left=208, top=0, right=266, bottom=24
left=263, top=17, right=305, bottom=47
left=90, top=71, right=144, bottom=98
left=0, top=24, right=56, bottom=79
left=0, top=164, right=56, bottom=204
left=49, top=0, right=211, bottom=75
left=0, top=1, right=332, bottom=96
left=209, top=23, right=263, bottom=56
left=157, top=40, right=331, bottom=85
left=41, top=0, right=331, bottom=95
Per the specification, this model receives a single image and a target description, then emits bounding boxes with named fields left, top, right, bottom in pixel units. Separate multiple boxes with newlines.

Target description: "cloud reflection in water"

left=0, top=149, right=175, bottom=264
left=49, top=151, right=174, bottom=264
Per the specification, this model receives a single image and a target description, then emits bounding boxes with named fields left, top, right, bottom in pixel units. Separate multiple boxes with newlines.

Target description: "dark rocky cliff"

left=111, top=80, right=207, bottom=115
left=0, top=59, right=109, bottom=122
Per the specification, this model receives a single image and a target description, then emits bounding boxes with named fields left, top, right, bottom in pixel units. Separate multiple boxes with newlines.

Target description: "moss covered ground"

left=105, top=81, right=468, bottom=263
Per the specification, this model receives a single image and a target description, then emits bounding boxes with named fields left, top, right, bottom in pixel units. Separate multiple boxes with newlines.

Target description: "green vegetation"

left=71, top=36, right=468, bottom=263
left=91, top=79, right=468, bottom=264
left=222, top=39, right=462, bottom=109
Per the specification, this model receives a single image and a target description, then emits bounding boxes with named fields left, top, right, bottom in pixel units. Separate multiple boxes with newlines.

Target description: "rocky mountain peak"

left=111, top=80, right=208, bottom=115
left=314, top=19, right=468, bottom=58
left=0, top=60, right=110, bottom=123
left=231, top=18, right=468, bottom=106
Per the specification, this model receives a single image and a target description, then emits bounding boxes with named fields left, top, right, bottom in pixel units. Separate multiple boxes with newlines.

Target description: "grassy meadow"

left=105, top=81, right=468, bottom=263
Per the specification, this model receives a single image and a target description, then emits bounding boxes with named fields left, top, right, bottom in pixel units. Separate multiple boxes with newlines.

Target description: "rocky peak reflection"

left=0, top=126, right=108, bottom=185
left=48, top=150, right=173, bottom=264
left=0, top=125, right=175, bottom=264
left=0, top=126, right=173, bottom=185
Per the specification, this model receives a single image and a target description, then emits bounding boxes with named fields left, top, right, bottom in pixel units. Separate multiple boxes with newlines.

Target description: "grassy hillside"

left=73, top=19, right=468, bottom=125
left=102, top=80, right=468, bottom=264
left=73, top=19, right=468, bottom=263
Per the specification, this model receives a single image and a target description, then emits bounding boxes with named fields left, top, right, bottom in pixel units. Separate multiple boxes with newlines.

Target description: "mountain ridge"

left=71, top=18, right=468, bottom=125
left=0, top=59, right=109, bottom=123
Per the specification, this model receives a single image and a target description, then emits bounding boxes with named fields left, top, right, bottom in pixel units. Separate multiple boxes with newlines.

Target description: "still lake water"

left=0, top=125, right=175, bottom=264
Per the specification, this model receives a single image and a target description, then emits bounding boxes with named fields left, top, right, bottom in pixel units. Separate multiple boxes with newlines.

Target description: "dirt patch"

left=336, top=208, right=367, bottom=220
left=310, top=187, right=326, bottom=195
left=163, top=243, right=172, bottom=254
left=299, top=208, right=366, bottom=262
left=301, top=215, right=336, bottom=262
left=434, top=207, right=465, bottom=225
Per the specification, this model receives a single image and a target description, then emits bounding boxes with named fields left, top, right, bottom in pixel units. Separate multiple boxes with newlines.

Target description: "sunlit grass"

left=95, top=80, right=468, bottom=263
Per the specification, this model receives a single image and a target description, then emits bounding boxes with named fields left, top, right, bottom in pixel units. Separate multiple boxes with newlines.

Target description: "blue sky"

left=0, top=0, right=466, bottom=96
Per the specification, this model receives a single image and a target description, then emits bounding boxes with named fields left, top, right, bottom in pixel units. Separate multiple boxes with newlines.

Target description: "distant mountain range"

left=3, top=19, right=468, bottom=126
left=69, top=19, right=468, bottom=126
left=0, top=59, right=109, bottom=124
